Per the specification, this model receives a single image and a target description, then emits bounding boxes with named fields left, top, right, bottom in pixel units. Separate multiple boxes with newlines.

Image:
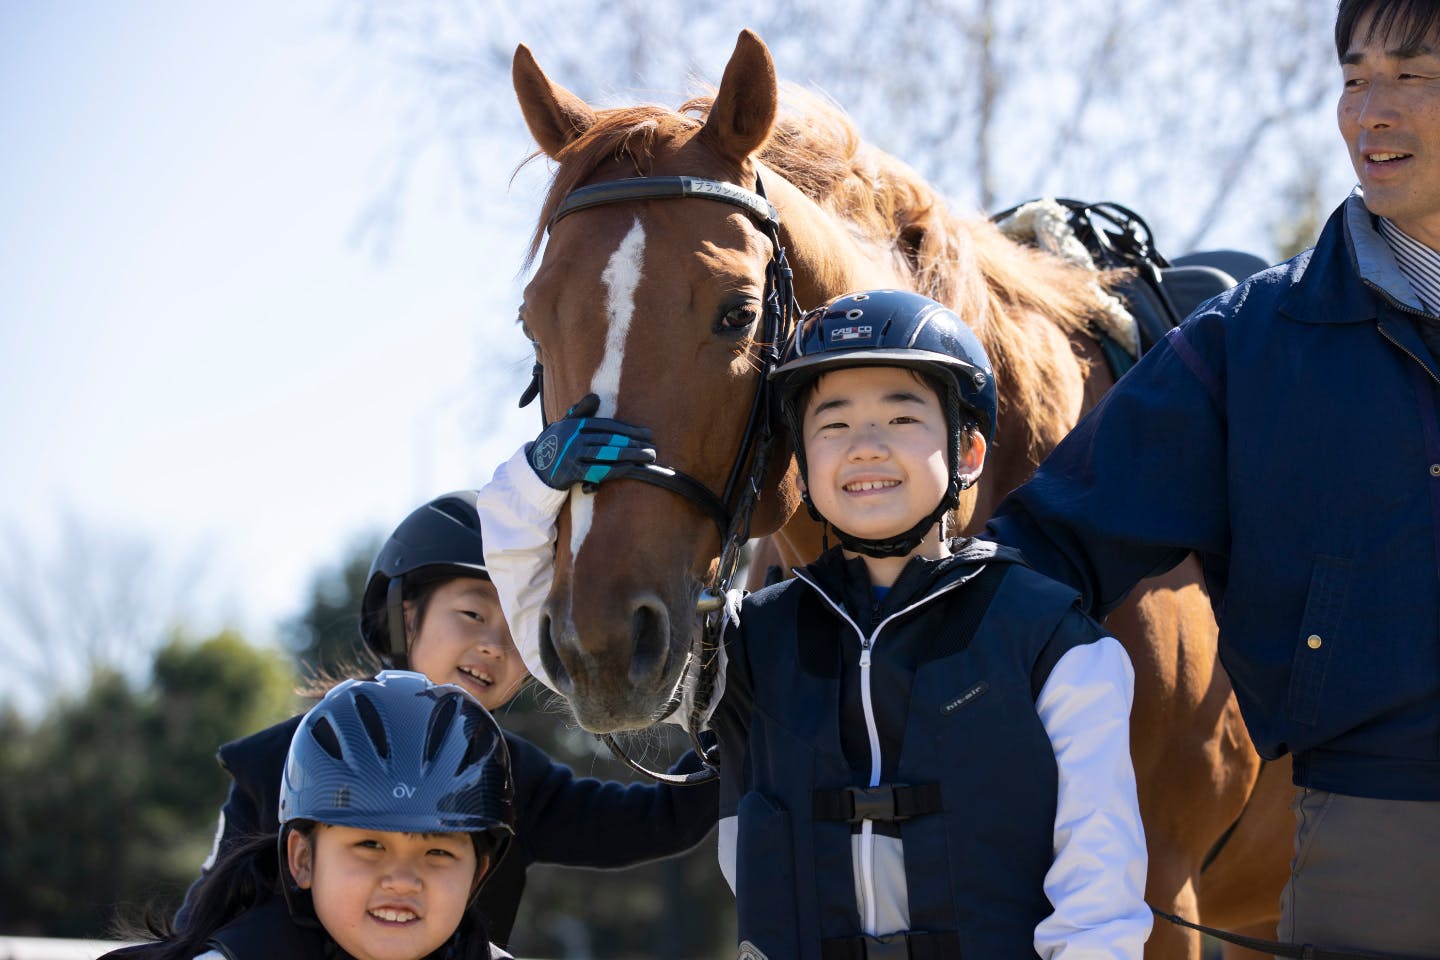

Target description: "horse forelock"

left=522, top=106, right=704, bottom=267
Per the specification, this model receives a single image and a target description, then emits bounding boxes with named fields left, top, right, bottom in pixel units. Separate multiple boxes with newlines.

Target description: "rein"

left=520, top=172, right=800, bottom=786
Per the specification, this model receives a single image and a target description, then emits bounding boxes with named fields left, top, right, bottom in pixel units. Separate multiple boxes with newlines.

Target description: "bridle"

left=518, top=172, right=801, bottom=786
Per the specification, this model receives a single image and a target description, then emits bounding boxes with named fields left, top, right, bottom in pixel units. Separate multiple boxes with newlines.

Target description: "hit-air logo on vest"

left=736, top=941, right=769, bottom=960
left=830, top=324, right=873, bottom=343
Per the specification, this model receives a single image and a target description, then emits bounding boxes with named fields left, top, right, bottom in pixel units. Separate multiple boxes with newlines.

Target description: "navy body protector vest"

left=729, top=553, right=1092, bottom=959
left=206, top=896, right=330, bottom=960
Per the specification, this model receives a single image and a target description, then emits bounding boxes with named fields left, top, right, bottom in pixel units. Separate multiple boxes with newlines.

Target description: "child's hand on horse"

left=526, top=393, right=657, bottom=491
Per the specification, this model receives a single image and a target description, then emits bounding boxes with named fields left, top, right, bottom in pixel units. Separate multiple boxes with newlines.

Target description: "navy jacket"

left=987, top=193, right=1440, bottom=801
left=104, top=895, right=511, bottom=960
left=180, top=717, right=716, bottom=947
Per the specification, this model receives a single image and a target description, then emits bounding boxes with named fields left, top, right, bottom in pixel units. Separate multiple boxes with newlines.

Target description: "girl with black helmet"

left=177, top=493, right=718, bottom=950
left=479, top=289, right=1150, bottom=959
left=108, top=671, right=514, bottom=960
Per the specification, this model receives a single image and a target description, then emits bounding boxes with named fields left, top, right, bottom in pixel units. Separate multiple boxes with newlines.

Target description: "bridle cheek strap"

left=519, top=172, right=800, bottom=785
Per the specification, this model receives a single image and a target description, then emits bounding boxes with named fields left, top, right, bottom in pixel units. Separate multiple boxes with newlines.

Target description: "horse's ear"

left=700, top=30, right=777, bottom=163
left=512, top=44, right=596, bottom=158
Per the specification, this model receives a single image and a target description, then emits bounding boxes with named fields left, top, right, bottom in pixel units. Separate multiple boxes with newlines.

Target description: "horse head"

left=513, top=32, right=802, bottom=732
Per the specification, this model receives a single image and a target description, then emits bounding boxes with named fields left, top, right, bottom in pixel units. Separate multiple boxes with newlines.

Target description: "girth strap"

left=812, top=783, right=943, bottom=823
left=820, top=930, right=962, bottom=960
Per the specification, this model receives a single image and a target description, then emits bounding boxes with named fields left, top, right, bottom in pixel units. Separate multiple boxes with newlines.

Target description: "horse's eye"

left=718, top=302, right=760, bottom=333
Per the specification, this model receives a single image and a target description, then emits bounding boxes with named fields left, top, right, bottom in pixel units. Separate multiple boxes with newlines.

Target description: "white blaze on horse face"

left=569, top=217, right=646, bottom=562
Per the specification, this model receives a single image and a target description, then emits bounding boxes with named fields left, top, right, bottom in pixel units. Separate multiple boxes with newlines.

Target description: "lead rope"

left=1149, top=907, right=1428, bottom=960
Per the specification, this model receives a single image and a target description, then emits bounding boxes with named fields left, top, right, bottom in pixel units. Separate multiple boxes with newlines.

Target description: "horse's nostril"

left=537, top=611, right=573, bottom=695
left=628, top=601, right=669, bottom=684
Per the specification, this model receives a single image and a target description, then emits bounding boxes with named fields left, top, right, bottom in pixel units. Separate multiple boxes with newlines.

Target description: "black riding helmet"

left=278, top=670, right=515, bottom=920
left=771, top=289, right=996, bottom=558
left=360, top=492, right=489, bottom=668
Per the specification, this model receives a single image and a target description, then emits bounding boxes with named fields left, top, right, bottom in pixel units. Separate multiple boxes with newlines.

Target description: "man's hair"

left=1336, top=0, right=1440, bottom=61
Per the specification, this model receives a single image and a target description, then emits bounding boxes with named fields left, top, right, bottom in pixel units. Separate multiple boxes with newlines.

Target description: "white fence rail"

left=0, top=939, right=134, bottom=960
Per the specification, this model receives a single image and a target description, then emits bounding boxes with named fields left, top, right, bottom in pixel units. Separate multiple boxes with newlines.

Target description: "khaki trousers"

left=1278, top=787, right=1440, bottom=959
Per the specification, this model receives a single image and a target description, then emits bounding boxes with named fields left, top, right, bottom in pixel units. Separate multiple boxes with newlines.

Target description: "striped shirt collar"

left=1378, top=217, right=1440, bottom=317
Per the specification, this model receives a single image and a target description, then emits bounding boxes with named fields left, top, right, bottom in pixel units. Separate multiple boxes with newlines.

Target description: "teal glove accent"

left=527, top=395, right=657, bottom=491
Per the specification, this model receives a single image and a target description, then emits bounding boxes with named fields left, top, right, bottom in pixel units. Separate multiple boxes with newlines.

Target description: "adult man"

left=984, top=0, right=1440, bottom=953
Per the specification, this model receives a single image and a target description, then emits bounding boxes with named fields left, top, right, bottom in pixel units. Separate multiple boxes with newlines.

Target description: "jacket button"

left=1431, top=464, right=1440, bottom=477
left=1306, top=634, right=1323, bottom=650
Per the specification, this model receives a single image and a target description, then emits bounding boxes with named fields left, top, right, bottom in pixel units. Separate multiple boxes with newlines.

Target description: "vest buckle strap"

left=812, top=783, right=944, bottom=823
left=820, top=930, right=962, bottom=960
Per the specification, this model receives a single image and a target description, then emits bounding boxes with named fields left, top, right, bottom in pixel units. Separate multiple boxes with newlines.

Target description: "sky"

left=0, top=1, right=1359, bottom=715
left=0, top=2, right=545, bottom=708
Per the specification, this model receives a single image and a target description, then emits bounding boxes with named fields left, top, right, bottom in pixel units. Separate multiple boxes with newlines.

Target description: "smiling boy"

left=709, top=291, right=1149, bottom=959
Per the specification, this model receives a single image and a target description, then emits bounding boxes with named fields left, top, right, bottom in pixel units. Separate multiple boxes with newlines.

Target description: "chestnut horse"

left=512, top=30, right=1289, bottom=959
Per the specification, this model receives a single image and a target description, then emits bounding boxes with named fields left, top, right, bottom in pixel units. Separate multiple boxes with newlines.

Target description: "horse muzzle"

left=538, top=589, right=691, bottom=733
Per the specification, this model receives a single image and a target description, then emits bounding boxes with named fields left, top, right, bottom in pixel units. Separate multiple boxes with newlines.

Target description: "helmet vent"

left=310, top=716, right=344, bottom=760
left=457, top=722, right=489, bottom=774
left=425, top=696, right=459, bottom=763
left=354, top=693, right=390, bottom=759
left=431, top=496, right=481, bottom=531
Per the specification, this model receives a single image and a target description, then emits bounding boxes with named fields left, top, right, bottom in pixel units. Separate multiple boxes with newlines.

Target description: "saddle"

left=994, top=198, right=1270, bottom=377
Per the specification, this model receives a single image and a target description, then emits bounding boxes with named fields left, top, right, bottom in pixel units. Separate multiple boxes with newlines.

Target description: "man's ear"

left=287, top=829, right=315, bottom=889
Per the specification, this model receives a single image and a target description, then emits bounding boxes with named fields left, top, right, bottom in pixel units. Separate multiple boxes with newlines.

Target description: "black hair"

left=1336, top=0, right=1440, bottom=60
left=110, top=832, right=291, bottom=960
left=113, top=825, right=498, bottom=960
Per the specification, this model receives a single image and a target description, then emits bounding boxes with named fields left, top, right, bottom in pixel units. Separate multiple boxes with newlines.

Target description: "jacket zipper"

left=1365, top=279, right=1440, bottom=386
left=791, top=571, right=966, bottom=934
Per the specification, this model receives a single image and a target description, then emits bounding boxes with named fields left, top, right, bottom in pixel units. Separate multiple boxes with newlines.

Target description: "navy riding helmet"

left=771, top=289, right=996, bottom=557
left=278, top=670, right=515, bottom=915
left=360, top=492, right=490, bottom=668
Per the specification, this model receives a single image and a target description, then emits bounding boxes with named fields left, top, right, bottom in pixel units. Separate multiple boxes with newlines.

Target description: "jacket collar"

left=1280, top=189, right=1426, bottom=325
left=795, top=537, right=1021, bottom=622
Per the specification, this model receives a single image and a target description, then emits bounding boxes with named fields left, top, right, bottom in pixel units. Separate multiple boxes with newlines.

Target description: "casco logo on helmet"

left=532, top=434, right=560, bottom=471
left=830, top=324, right=872, bottom=342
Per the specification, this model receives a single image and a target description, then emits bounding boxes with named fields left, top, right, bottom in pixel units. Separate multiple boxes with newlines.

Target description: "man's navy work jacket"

left=987, top=192, right=1440, bottom=801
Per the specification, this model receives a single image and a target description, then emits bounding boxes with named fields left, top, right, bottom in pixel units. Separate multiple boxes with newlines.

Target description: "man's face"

left=1339, top=9, right=1440, bottom=248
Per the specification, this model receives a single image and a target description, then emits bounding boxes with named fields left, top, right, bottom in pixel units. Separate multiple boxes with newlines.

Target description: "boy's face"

left=289, top=825, right=483, bottom=960
left=799, top=366, right=957, bottom=543
left=407, top=577, right=528, bottom=711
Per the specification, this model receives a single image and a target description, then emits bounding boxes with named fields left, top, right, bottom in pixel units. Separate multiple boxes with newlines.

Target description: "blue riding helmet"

left=279, top=669, right=514, bottom=863
left=773, top=288, right=996, bottom=442
left=770, top=289, right=996, bottom=557
left=360, top=492, right=489, bottom=667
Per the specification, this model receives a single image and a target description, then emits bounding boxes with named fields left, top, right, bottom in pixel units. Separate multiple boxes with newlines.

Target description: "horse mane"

left=523, top=87, right=1109, bottom=459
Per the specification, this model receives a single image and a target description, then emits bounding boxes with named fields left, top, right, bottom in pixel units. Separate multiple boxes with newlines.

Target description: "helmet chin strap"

left=277, top=824, right=322, bottom=929
left=384, top=578, right=409, bottom=669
